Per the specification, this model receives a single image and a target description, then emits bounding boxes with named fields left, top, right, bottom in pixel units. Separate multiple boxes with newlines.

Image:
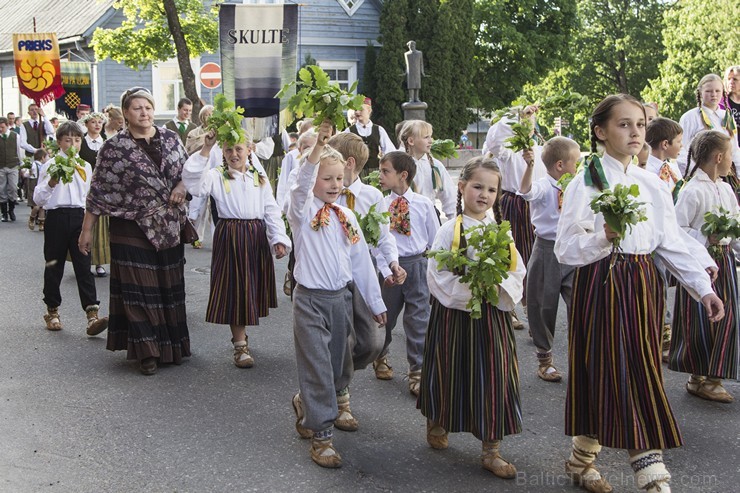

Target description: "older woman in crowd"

left=79, top=87, right=191, bottom=375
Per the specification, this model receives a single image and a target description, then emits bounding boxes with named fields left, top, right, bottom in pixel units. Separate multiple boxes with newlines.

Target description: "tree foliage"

left=473, top=0, right=577, bottom=110
left=91, top=0, right=219, bottom=121
left=373, top=0, right=408, bottom=141
left=572, top=0, right=665, bottom=99
left=361, top=41, right=378, bottom=98
left=642, top=0, right=740, bottom=120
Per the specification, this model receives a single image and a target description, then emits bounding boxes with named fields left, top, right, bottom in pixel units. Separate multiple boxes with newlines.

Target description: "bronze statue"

left=404, top=41, right=425, bottom=103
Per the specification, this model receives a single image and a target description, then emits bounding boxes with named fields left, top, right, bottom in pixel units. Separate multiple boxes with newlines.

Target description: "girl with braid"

left=182, top=129, right=290, bottom=369
left=398, top=120, right=457, bottom=220
left=555, top=94, right=724, bottom=493
left=677, top=74, right=740, bottom=177
left=420, top=156, right=525, bottom=480
left=671, top=129, right=738, bottom=403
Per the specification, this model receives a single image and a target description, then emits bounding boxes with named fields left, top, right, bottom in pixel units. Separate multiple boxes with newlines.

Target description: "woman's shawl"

left=86, top=127, right=188, bottom=251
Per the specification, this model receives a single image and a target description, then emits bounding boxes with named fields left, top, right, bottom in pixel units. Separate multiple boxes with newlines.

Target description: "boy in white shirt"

left=518, top=137, right=580, bottom=382
left=33, top=121, right=108, bottom=336
left=288, top=121, right=387, bottom=469
left=375, top=151, right=440, bottom=396
left=646, top=117, right=684, bottom=198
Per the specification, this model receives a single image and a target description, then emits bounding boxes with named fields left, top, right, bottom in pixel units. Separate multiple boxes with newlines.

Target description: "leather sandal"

left=291, top=393, right=313, bottom=439
left=482, top=443, right=517, bottom=479
left=565, top=460, right=613, bottom=493
left=334, top=395, right=359, bottom=432
left=537, top=363, right=563, bottom=382
left=426, top=420, right=448, bottom=449
left=687, top=377, right=734, bottom=403
left=372, top=356, right=393, bottom=380
left=310, top=438, right=342, bottom=468
left=408, top=370, right=421, bottom=397
left=233, top=343, right=254, bottom=368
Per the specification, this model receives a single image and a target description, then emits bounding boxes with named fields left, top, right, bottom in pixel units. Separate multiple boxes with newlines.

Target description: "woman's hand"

left=169, top=181, right=187, bottom=206
left=78, top=230, right=93, bottom=255
left=706, top=266, right=719, bottom=282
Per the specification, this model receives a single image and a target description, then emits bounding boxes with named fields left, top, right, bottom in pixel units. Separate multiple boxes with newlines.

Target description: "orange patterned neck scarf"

left=311, top=203, right=360, bottom=244
left=389, top=195, right=411, bottom=236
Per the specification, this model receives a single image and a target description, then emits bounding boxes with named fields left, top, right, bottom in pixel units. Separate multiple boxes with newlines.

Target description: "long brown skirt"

left=106, top=217, right=190, bottom=364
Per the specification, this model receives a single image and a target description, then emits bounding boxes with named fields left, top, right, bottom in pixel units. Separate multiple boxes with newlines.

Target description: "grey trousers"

left=526, top=237, right=574, bottom=354
left=293, top=284, right=353, bottom=433
left=0, top=167, right=19, bottom=202
left=380, top=254, right=430, bottom=372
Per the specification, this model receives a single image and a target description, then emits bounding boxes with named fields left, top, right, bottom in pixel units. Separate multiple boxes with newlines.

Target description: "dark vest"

left=0, top=133, right=21, bottom=168
left=80, top=135, right=103, bottom=168
left=23, top=120, right=46, bottom=152
left=349, top=123, right=381, bottom=171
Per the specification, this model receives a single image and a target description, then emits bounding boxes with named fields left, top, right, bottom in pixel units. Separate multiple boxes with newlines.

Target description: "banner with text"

left=12, top=32, right=65, bottom=106
left=219, top=3, right=298, bottom=138
left=55, top=62, right=93, bottom=120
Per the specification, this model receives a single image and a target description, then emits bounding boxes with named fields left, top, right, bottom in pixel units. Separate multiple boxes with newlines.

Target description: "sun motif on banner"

left=65, top=92, right=81, bottom=109
left=17, top=54, right=57, bottom=91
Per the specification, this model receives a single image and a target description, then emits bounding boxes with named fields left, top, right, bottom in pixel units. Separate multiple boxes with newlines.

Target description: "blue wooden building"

left=0, top=0, right=382, bottom=122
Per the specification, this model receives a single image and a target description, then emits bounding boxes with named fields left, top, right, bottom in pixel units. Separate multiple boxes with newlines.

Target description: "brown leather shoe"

left=139, top=357, right=157, bottom=375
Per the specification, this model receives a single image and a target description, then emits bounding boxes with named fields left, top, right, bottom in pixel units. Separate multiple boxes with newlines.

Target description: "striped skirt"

left=107, top=217, right=190, bottom=363
left=206, top=218, right=277, bottom=326
left=669, top=245, right=739, bottom=380
left=418, top=297, right=522, bottom=442
left=567, top=254, right=682, bottom=449
left=500, top=190, right=534, bottom=299
left=91, top=215, right=111, bottom=265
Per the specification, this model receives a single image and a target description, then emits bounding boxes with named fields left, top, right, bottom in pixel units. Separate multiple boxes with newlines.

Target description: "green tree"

left=373, top=0, right=408, bottom=140
left=474, top=0, right=577, bottom=110
left=572, top=0, right=665, bottom=100
left=643, top=0, right=740, bottom=120
left=421, top=0, right=475, bottom=139
left=361, top=41, right=378, bottom=98
left=91, top=0, right=219, bottom=122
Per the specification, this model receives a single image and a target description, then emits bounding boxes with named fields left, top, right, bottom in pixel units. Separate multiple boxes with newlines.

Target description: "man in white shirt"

left=347, top=98, right=396, bottom=176
left=165, top=98, right=197, bottom=144
left=19, top=103, right=54, bottom=157
left=0, top=117, right=24, bottom=222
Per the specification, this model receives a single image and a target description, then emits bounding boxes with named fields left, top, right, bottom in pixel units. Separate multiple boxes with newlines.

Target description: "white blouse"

left=677, top=106, right=740, bottom=176
left=427, top=214, right=525, bottom=312
left=337, top=178, right=399, bottom=279
left=484, top=118, right=547, bottom=193
left=182, top=153, right=290, bottom=250
left=675, top=168, right=740, bottom=253
left=412, top=153, right=456, bottom=220
left=555, top=153, right=714, bottom=301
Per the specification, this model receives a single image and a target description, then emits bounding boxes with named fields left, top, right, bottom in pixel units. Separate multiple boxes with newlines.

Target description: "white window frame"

left=151, top=57, right=201, bottom=117
left=316, top=61, right=357, bottom=92
left=337, top=0, right=365, bottom=16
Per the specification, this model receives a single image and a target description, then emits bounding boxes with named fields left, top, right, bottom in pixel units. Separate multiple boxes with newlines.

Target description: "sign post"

left=199, top=62, right=222, bottom=89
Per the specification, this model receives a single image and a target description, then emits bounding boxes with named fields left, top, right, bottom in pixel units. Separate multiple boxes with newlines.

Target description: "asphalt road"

left=1, top=205, right=738, bottom=492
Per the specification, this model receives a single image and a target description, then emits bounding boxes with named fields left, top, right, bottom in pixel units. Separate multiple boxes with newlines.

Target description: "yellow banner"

left=12, top=32, right=65, bottom=105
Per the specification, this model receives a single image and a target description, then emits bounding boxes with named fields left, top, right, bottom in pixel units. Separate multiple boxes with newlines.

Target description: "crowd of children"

left=16, top=67, right=740, bottom=491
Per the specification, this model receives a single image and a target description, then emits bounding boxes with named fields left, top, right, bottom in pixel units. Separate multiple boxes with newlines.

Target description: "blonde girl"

left=398, top=119, right=456, bottom=219
left=421, top=156, right=525, bottom=479
left=677, top=74, right=740, bottom=176
left=182, top=130, right=290, bottom=368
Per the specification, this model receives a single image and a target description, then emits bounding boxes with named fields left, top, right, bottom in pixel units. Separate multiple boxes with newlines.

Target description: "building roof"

left=0, top=0, right=116, bottom=54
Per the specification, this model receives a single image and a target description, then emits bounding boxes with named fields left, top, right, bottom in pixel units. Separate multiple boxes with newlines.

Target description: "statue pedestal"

left=402, top=101, right=428, bottom=121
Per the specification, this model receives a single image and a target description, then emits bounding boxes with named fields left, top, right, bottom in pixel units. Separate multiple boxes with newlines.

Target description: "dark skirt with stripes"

left=107, top=217, right=190, bottom=363
left=566, top=254, right=682, bottom=450
left=418, top=297, right=522, bottom=442
left=669, top=245, right=739, bottom=380
left=206, top=218, right=277, bottom=326
left=500, top=190, right=534, bottom=300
